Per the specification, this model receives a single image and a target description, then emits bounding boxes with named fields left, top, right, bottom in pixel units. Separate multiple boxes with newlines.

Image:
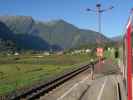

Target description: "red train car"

left=123, top=11, right=133, bottom=100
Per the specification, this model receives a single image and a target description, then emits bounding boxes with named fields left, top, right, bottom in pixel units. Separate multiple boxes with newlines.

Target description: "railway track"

left=1, top=60, right=99, bottom=100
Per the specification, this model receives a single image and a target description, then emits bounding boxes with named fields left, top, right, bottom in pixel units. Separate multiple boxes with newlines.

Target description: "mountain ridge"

left=0, top=15, right=111, bottom=51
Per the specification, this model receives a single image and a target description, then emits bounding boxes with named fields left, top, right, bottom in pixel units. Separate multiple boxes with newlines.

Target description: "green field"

left=0, top=53, right=92, bottom=95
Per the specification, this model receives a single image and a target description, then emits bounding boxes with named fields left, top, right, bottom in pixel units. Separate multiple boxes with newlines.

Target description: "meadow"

left=0, top=53, right=92, bottom=95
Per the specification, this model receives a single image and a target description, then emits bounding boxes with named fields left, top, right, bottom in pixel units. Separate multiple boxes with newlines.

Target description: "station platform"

left=40, top=59, right=127, bottom=100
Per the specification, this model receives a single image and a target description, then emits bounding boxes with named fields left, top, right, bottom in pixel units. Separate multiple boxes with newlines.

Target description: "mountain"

left=0, top=16, right=111, bottom=51
left=111, top=36, right=122, bottom=42
left=0, top=18, right=50, bottom=51
left=34, top=20, right=110, bottom=48
left=0, top=21, right=16, bottom=52
left=0, top=16, right=34, bottom=34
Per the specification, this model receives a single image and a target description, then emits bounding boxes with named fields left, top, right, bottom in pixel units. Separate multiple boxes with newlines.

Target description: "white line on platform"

left=56, top=75, right=90, bottom=100
left=97, top=77, right=107, bottom=100
left=80, top=75, right=90, bottom=84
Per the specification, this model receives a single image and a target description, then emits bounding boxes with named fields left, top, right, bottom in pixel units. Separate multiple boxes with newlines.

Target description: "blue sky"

left=0, top=0, right=133, bottom=37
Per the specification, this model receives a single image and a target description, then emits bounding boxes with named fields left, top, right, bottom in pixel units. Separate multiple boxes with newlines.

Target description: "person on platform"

left=90, top=59, right=95, bottom=80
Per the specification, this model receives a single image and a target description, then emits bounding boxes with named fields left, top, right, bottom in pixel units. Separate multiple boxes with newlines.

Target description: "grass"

left=104, top=49, right=118, bottom=65
left=0, top=53, right=92, bottom=95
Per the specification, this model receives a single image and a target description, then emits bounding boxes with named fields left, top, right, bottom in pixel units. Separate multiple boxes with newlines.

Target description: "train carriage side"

left=123, top=13, right=133, bottom=100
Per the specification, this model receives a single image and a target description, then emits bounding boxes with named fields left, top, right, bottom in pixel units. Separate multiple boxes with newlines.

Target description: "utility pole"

left=86, top=3, right=114, bottom=44
left=86, top=3, right=114, bottom=33
left=86, top=3, right=114, bottom=63
left=97, top=4, right=102, bottom=33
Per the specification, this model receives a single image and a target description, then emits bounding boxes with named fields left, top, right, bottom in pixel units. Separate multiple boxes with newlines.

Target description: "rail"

left=0, top=59, right=101, bottom=100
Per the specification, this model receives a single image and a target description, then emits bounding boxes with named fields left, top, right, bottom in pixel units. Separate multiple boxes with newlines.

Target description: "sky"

left=0, top=0, right=133, bottom=37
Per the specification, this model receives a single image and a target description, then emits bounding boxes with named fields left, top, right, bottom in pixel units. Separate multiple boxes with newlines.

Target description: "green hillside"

left=0, top=16, right=111, bottom=51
